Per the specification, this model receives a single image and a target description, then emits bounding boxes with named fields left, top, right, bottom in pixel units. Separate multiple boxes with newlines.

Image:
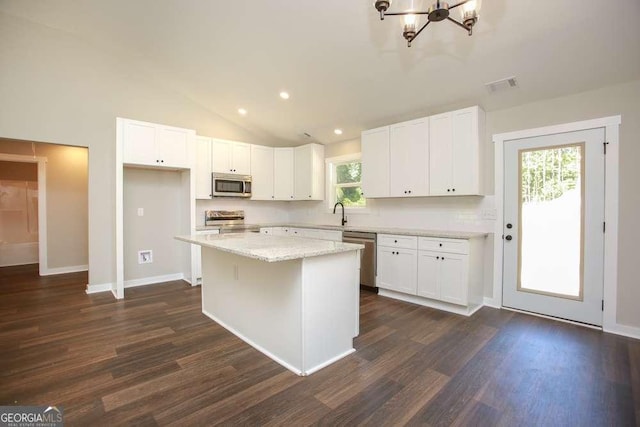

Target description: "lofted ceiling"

left=1, top=0, right=640, bottom=145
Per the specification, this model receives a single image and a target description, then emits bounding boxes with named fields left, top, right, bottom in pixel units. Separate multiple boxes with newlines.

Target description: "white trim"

left=40, top=264, right=88, bottom=276
left=482, top=296, right=501, bottom=309
left=124, top=273, right=184, bottom=289
left=493, top=116, right=622, bottom=335
left=604, top=323, right=640, bottom=340
left=304, top=348, right=356, bottom=376
left=501, top=306, right=602, bottom=331
left=492, top=116, right=622, bottom=144
left=378, top=289, right=483, bottom=317
left=115, top=118, right=124, bottom=299
left=324, top=152, right=370, bottom=214
left=0, top=153, right=48, bottom=276
left=202, top=308, right=304, bottom=376
left=86, top=282, right=113, bottom=294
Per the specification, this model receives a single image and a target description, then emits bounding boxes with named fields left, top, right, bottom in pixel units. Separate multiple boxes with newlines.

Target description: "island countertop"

left=176, top=233, right=364, bottom=263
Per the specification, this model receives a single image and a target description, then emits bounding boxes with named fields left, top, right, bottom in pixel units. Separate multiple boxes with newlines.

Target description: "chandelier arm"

left=384, top=11, right=431, bottom=16
left=446, top=16, right=471, bottom=32
left=410, top=20, right=431, bottom=42
left=448, top=0, right=472, bottom=10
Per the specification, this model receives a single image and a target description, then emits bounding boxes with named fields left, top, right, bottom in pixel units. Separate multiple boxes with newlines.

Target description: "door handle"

left=505, top=235, right=513, bottom=241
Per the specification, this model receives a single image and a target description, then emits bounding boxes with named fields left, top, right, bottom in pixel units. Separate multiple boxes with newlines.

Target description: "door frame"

left=0, top=153, right=48, bottom=275
left=492, top=116, right=621, bottom=332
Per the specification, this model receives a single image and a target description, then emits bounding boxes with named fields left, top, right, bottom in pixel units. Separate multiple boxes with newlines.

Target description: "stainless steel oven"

left=212, top=173, right=251, bottom=198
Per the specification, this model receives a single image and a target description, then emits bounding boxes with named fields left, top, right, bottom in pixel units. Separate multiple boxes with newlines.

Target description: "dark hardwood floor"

left=1, top=264, right=638, bottom=426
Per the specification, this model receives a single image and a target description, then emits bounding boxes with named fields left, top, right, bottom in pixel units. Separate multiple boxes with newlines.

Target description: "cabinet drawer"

left=378, top=234, right=417, bottom=250
left=418, top=237, right=468, bottom=254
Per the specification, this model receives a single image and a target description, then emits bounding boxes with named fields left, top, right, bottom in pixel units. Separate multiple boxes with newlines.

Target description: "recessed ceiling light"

left=238, top=108, right=247, bottom=115
left=279, top=91, right=290, bottom=100
left=334, top=129, right=343, bottom=135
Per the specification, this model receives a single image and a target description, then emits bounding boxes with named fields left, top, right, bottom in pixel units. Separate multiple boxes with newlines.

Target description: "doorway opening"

left=0, top=139, right=88, bottom=277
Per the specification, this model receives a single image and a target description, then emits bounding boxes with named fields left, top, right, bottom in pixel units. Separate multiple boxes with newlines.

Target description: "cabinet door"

left=250, top=145, right=274, bottom=200
left=439, top=253, right=468, bottom=306
left=231, top=143, right=251, bottom=175
left=122, top=120, right=157, bottom=165
left=390, top=118, right=429, bottom=197
left=417, top=251, right=440, bottom=300
left=429, top=113, right=453, bottom=195
left=274, top=148, right=294, bottom=200
left=377, top=247, right=417, bottom=294
left=195, top=136, right=212, bottom=199
left=156, top=126, right=190, bottom=168
left=211, top=139, right=232, bottom=173
left=361, top=126, right=390, bottom=198
left=294, top=144, right=316, bottom=200
left=452, top=107, right=480, bottom=195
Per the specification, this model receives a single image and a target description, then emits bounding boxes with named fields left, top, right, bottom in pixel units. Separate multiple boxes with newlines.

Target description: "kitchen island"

left=175, top=233, right=363, bottom=376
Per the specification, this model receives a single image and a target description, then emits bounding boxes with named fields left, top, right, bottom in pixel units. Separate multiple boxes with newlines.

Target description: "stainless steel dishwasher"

left=342, top=231, right=377, bottom=292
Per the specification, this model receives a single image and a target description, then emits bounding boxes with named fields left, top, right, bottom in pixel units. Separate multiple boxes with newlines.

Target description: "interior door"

left=502, top=128, right=605, bottom=326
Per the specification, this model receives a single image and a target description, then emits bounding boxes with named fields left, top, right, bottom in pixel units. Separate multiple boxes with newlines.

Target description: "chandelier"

left=374, top=0, right=482, bottom=47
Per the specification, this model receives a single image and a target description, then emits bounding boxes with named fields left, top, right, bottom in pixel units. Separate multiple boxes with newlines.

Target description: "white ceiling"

left=2, top=0, right=640, bottom=145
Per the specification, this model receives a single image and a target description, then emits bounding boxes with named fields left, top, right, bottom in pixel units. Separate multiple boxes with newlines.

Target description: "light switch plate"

left=137, top=208, right=144, bottom=216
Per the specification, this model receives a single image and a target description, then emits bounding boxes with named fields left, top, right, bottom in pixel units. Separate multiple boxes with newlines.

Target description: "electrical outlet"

left=138, top=250, right=153, bottom=264
left=482, top=209, right=497, bottom=220
left=137, top=208, right=144, bottom=217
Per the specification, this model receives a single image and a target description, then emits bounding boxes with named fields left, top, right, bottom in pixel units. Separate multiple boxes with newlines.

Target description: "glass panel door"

left=518, top=144, right=584, bottom=300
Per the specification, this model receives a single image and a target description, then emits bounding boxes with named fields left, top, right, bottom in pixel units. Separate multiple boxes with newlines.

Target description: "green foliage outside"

left=335, top=162, right=366, bottom=207
left=521, top=146, right=581, bottom=203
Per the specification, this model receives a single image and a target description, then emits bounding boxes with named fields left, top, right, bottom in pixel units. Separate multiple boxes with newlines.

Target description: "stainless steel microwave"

left=212, top=173, right=252, bottom=198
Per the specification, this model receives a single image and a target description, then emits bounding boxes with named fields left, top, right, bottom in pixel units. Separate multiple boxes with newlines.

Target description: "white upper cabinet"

left=122, top=119, right=193, bottom=169
left=212, top=139, right=251, bottom=175
left=361, top=126, right=390, bottom=198
left=274, top=148, right=294, bottom=200
left=429, top=106, right=484, bottom=195
left=195, top=136, right=212, bottom=199
left=294, top=144, right=324, bottom=200
left=389, top=118, right=429, bottom=197
left=251, top=145, right=275, bottom=200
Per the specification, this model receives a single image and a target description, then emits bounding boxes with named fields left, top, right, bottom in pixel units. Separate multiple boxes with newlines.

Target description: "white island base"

left=200, top=246, right=360, bottom=376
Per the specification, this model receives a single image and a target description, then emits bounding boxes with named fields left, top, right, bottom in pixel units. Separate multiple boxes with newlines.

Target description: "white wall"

left=123, top=168, right=186, bottom=281
left=0, top=13, right=278, bottom=288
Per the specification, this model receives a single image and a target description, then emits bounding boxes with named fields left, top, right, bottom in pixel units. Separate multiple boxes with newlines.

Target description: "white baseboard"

left=85, top=282, right=113, bottom=294
left=483, top=297, right=501, bottom=308
left=85, top=273, right=185, bottom=295
left=378, top=289, right=482, bottom=317
left=202, top=308, right=304, bottom=376
left=41, top=264, right=88, bottom=276
left=124, top=273, right=184, bottom=289
left=604, top=323, right=640, bottom=340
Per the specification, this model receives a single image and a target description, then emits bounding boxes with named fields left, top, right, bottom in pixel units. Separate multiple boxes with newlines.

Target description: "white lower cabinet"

left=417, top=251, right=468, bottom=306
left=377, top=246, right=418, bottom=295
left=377, top=233, right=484, bottom=315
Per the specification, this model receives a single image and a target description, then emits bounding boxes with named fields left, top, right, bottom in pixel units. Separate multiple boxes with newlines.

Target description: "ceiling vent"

left=485, top=76, right=518, bottom=93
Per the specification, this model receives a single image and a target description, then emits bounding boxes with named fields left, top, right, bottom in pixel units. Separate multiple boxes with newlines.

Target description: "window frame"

left=325, top=153, right=370, bottom=213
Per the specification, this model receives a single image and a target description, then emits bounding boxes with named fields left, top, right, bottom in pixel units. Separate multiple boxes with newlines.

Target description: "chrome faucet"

left=333, top=202, right=347, bottom=226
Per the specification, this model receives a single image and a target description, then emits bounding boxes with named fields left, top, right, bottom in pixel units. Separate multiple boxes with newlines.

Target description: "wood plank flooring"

left=1, top=264, right=638, bottom=426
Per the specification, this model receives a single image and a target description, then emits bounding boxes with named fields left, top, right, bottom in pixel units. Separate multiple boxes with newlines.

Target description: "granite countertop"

left=176, top=233, right=364, bottom=263
left=196, top=223, right=488, bottom=239
left=264, top=223, right=488, bottom=239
